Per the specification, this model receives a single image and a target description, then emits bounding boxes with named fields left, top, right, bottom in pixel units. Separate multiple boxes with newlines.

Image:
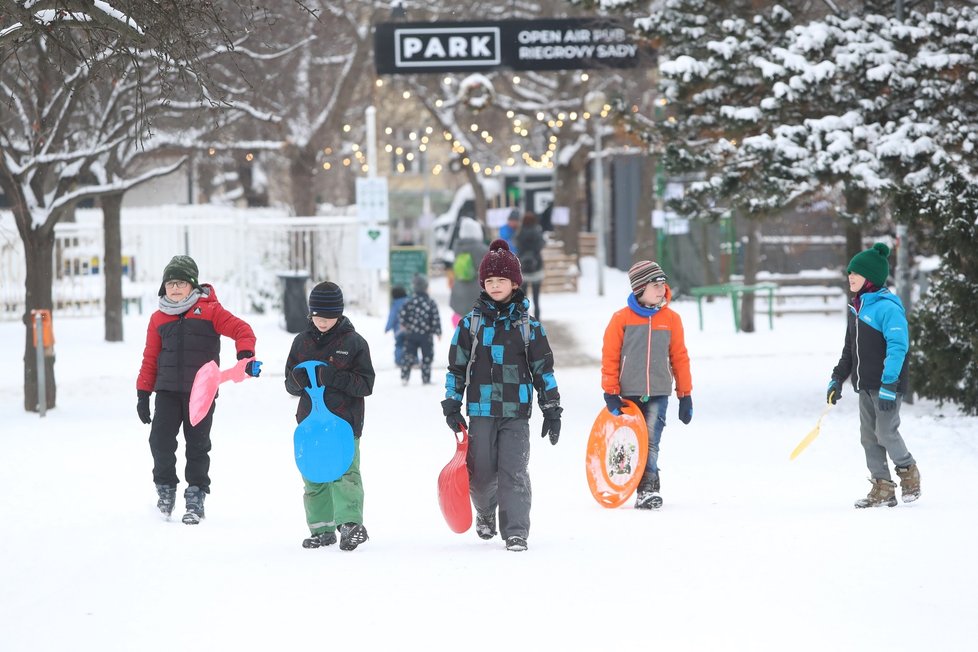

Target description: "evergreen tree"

left=897, top=171, right=978, bottom=414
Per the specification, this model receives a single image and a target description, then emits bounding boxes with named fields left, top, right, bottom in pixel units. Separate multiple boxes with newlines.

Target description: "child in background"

left=285, top=281, right=375, bottom=551
left=384, top=285, right=409, bottom=366
left=136, top=255, right=260, bottom=524
left=827, top=243, right=920, bottom=507
left=442, top=239, right=561, bottom=552
left=398, top=274, right=442, bottom=385
left=601, top=260, right=692, bottom=510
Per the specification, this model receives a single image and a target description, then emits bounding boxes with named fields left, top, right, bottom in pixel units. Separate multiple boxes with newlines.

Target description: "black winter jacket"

left=285, top=317, right=375, bottom=437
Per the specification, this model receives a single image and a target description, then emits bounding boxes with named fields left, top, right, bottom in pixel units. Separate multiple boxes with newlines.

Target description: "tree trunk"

left=553, top=143, right=589, bottom=256
left=843, top=185, right=866, bottom=263
left=289, top=149, right=319, bottom=217
left=633, top=154, right=656, bottom=264
left=739, top=217, right=762, bottom=333
left=103, top=192, right=125, bottom=342
left=462, top=163, right=487, bottom=225
left=22, top=225, right=58, bottom=412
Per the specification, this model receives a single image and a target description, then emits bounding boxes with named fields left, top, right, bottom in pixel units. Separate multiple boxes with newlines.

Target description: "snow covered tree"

left=897, top=170, right=978, bottom=414
left=0, top=1, right=297, bottom=411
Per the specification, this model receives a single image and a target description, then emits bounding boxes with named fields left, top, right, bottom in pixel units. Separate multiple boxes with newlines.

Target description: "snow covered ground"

left=2, top=259, right=976, bottom=651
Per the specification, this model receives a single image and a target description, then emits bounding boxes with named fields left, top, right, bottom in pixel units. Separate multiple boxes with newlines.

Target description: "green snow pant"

left=302, top=440, right=363, bottom=535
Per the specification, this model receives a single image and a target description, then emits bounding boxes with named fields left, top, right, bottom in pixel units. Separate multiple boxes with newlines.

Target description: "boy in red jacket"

left=136, top=255, right=259, bottom=524
left=601, top=261, right=693, bottom=509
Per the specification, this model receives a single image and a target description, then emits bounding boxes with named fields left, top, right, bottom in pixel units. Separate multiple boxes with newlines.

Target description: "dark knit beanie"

left=847, top=243, right=890, bottom=287
left=412, top=274, right=429, bottom=294
left=158, top=255, right=200, bottom=296
left=308, top=281, right=344, bottom=318
left=628, top=260, right=667, bottom=296
left=478, top=239, right=523, bottom=287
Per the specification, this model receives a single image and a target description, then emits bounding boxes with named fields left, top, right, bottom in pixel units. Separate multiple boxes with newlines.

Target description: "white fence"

left=0, top=206, right=378, bottom=320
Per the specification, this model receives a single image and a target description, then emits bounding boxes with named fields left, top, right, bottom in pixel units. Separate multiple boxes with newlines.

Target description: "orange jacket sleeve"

left=668, top=312, right=692, bottom=397
left=601, top=311, right=625, bottom=395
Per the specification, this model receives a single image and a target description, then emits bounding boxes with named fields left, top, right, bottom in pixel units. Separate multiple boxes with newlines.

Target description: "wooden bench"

left=541, top=243, right=579, bottom=293
left=689, top=283, right=778, bottom=332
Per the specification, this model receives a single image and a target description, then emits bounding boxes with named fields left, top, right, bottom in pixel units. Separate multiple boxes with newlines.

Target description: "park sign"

left=375, top=18, right=653, bottom=74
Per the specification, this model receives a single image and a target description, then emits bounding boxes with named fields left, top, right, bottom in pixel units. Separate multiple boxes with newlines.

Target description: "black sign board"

left=375, top=18, right=653, bottom=74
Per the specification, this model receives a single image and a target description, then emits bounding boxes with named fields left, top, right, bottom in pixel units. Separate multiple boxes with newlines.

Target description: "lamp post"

left=585, top=91, right=607, bottom=296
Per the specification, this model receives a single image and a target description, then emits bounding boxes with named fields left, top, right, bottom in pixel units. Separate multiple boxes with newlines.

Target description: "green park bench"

left=689, top=283, right=778, bottom=332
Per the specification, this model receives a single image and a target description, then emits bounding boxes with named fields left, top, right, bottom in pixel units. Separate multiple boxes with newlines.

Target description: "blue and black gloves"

left=603, top=393, right=623, bottom=416
left=678, top=395, right=693, bottom=425
left=827, top=378, right=842, bottom=405
left=441, top=399, right=467, bottom=433
left=238, top=350, right=262, bottom=377
left=541, top=405, right=562, bottom=445
left=879, top=382, right=898, bottom=412
left=137, top=390, right=152, bottom=424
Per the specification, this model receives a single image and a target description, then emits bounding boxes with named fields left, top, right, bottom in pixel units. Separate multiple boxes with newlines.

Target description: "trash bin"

left=279, top=272, right=309, bottom=333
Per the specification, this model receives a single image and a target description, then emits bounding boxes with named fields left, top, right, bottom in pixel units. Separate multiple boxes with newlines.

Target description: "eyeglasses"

left=165, top=280, right=190, bottom=289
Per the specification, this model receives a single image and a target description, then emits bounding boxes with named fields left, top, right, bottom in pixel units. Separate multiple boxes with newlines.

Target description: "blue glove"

left=603, top=393, right=623, bottom=416
left=827, top=378, right=842, bottom=405
left=678, top=395, right=693, bottom=425
left=878, top=382, right=898, bottom=412
left=245, top=360, right=262, bottom=377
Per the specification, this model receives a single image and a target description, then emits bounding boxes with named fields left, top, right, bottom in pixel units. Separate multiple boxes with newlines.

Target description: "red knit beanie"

left=479, top=239, right=523, bottom=287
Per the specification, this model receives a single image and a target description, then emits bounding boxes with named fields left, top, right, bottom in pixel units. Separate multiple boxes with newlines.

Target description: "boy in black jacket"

left=285, top=282, right=375, bottom=551
left=398, top=274, right=442, bottom=385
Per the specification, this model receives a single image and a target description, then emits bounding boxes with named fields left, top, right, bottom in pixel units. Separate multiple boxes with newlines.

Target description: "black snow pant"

left=466, top=416, right=532, bottom=539
left=149, top=390, right=215, bottom=492
left=401, top=332, right=435, bottom=383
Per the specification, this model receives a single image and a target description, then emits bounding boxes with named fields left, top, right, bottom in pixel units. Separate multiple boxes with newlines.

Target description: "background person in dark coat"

left=515, top=211, right=546, bottom=318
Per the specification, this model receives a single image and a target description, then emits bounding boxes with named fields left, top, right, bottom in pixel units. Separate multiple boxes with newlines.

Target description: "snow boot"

left=182, top=485, right=206, bottom=524
left=302, top=531, right=337, bottom=549
left=635, top=472, right=662, bottom=510
left=505, top=536, right=528, bottom=552
left=895, top=464, right=921, bottom=503
left=475, top=510, right=497, bottom=540
left=854, top=478, right=898, bottom=508
left=339, top=522, right=369, bottom=551
left=155, top=484, right=177, bottom=519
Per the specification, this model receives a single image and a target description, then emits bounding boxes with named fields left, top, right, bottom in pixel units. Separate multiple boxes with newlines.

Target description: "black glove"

left=878, top=382, right=898, bottom=412
left=603, top=393, right=623, bottom=416
left=245, top=360, right=262, bottom=377
left=827, top=378, right=842, bottom=405
left=541, top=405, right=562, bottom=445
left=441, top=398, right=467, bottom=433
left=316, top=364, right=336, bottom=388
left=678, top=395, right=693, bottom=425
left=137, top=390, right=152, bottom=424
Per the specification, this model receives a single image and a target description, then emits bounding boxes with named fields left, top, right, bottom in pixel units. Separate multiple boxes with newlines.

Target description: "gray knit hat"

left=158, top=255, right=200, bottom=296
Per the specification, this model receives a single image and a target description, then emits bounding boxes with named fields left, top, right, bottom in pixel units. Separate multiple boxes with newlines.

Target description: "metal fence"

left=0, top=207, right=373, bottom=320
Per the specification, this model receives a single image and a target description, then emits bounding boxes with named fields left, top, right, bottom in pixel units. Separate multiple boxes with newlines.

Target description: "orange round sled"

left=585, top=400, right=649, bottom=508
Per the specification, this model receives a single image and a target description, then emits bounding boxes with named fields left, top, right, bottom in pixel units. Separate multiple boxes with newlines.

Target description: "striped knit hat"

left=308, top=281, right=344, bottom=318
left=628, top=260, right=668, bottom=296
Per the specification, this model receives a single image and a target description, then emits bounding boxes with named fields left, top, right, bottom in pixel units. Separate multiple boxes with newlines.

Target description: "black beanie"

left=309, top=281, right=344, bottom=318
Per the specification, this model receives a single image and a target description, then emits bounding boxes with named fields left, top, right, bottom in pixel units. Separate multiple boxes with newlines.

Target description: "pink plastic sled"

left=189, top=358, right=251, bottom=426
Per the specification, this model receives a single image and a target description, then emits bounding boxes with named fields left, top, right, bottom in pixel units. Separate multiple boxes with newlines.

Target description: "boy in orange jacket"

left=601, top=261, right=692, bottom=509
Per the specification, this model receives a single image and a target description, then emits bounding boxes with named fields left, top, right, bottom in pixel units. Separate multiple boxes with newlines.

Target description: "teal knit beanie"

left=847, top=243, right=890, bottom=287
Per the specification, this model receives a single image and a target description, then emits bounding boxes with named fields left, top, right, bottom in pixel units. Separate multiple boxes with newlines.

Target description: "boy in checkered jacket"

left=441, top=239, right=561, bottom=553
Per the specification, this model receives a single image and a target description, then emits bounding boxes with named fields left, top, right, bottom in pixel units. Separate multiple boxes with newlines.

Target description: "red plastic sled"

left=437, top=425, right=472, bottom=533
left=188, top=358, right=250, bottom=426
left=585, top=400, right=649, bottom=508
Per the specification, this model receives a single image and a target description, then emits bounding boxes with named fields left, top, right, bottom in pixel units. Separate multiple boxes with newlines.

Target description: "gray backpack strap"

left=464, top=307, right=482, bottom=383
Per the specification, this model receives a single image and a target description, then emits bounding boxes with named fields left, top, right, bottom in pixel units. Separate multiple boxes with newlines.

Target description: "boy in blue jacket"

left=827, top=243, right=920, bottom=508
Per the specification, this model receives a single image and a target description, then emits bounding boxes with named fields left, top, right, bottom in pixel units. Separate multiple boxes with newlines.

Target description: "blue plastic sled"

left=293, top=360, right=355, bottom=483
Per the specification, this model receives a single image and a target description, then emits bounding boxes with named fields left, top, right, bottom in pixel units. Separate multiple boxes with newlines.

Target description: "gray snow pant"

left=858, top=389, right=915, bottom=481
left=466, top=416, right=532, bottom=539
